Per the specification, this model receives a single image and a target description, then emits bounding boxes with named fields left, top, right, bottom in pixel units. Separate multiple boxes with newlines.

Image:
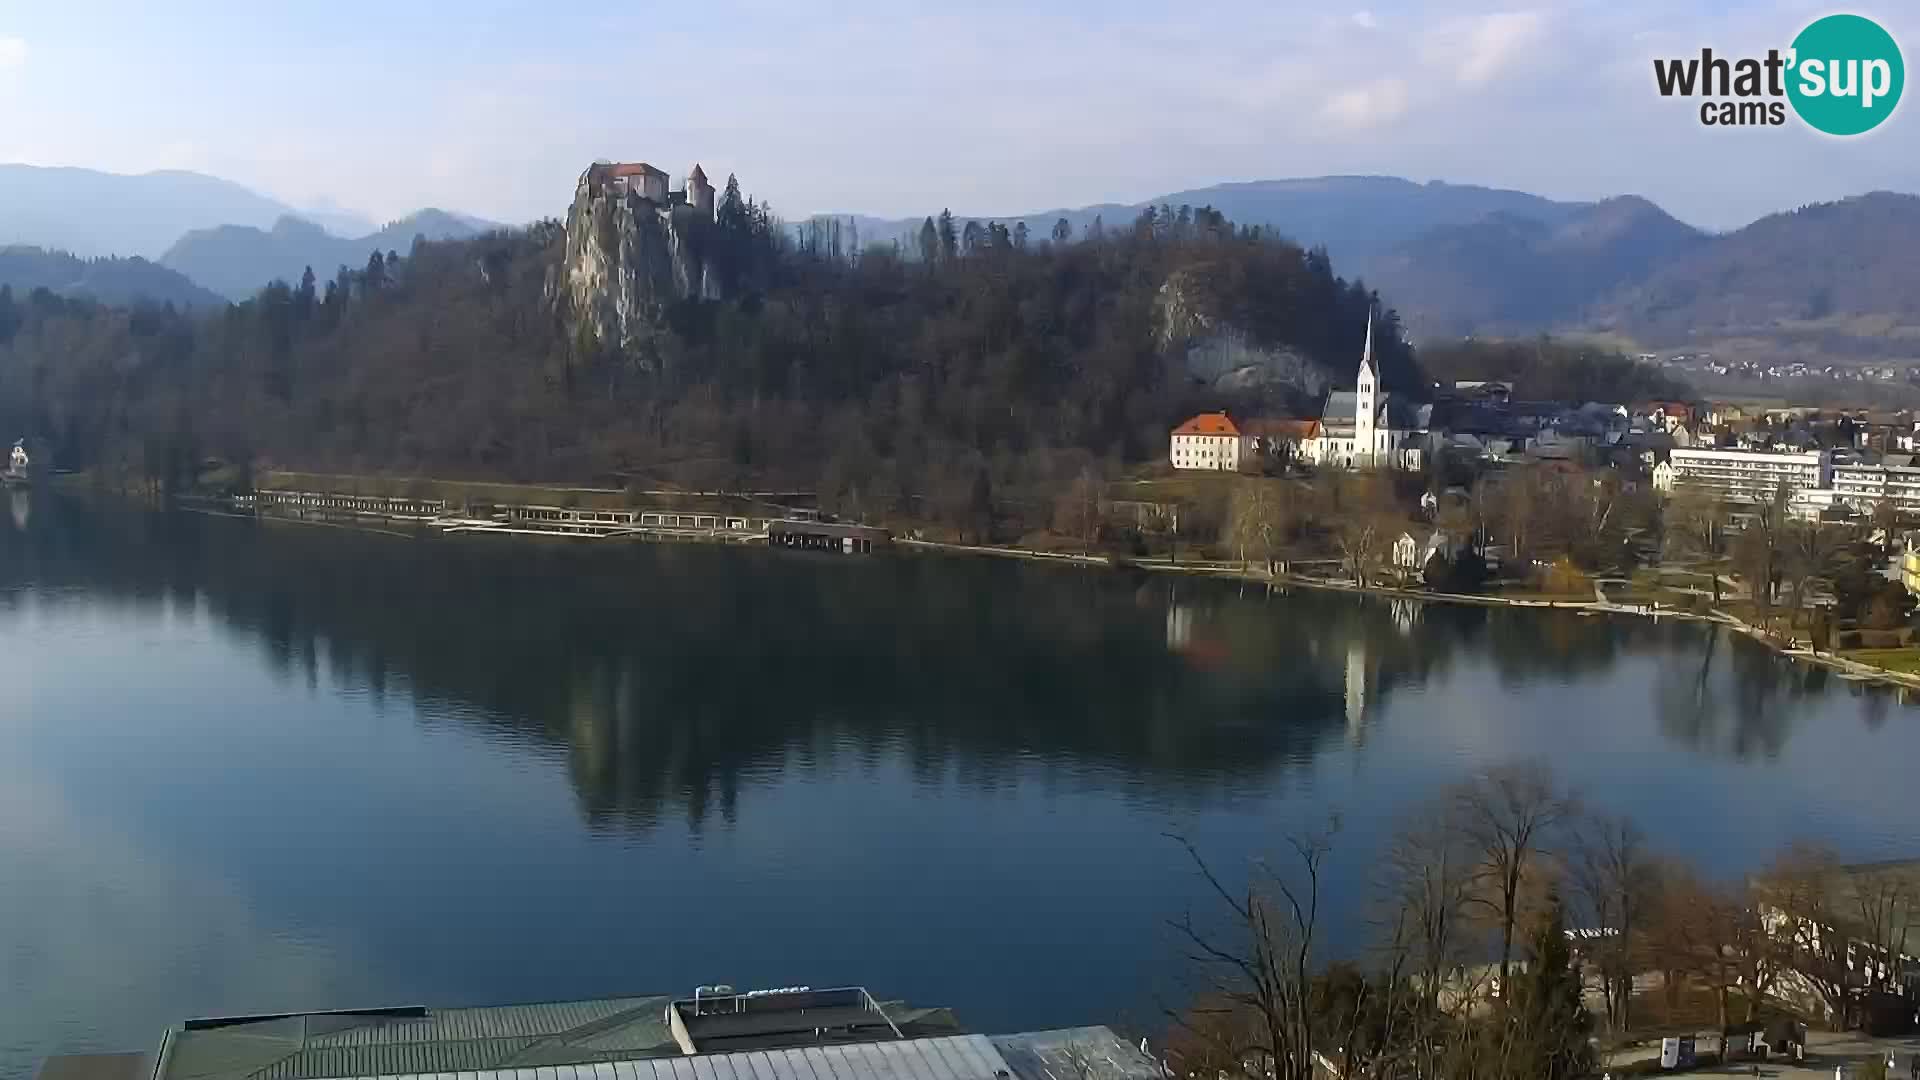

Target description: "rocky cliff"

left=550, top=167, right=722, bottom=355
left=1155, top=265, right=1330, bottom=398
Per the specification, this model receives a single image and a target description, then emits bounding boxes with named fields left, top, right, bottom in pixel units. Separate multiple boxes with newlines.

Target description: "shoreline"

left=60, top=486, right=1920, bottom=695
left=899, top=538, right=1920, bottom=694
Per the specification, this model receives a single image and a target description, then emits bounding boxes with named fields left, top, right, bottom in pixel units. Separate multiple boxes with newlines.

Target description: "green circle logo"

left=1787, top=14, right=1904, bottom=135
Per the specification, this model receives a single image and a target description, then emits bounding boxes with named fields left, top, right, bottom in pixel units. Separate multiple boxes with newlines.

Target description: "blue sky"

left=1, top=0, right=1915, bottom=231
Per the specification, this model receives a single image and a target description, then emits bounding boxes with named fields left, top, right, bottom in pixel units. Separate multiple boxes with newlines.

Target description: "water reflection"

left=0, top=497, right=1906, bottom=837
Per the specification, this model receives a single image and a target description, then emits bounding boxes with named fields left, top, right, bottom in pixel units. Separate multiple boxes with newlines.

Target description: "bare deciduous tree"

left=1567, top=812, right=1660, bottom=1035
left=1454, top=762, right=1572, bottom=999
left=1167, top=822, right=1339, bottom=1080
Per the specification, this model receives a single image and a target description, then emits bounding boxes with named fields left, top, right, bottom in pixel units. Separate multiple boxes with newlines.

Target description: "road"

left=1607, top=1031, right=1920, bottom=1079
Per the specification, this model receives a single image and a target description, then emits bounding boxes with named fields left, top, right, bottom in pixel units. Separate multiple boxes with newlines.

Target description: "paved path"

left=1606, top=1031, right=1920, bottom=1079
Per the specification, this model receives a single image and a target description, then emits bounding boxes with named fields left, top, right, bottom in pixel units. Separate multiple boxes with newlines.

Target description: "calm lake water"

left=3, top=492, right=1918, bottom=1078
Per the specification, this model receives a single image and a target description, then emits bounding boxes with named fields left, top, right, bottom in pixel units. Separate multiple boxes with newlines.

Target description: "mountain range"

left=159, top=209, right=497, bottom=300
left=4, top=163, right=1918, bottom=363
left=0, top=165, right=501, bottom=301
left=835, top=177, right=1920, bottom=360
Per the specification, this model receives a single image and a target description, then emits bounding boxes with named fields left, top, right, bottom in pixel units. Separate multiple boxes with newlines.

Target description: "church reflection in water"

left=0, top=496, right=1898, bottom=833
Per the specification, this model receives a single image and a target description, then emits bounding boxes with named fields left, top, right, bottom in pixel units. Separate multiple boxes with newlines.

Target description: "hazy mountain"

left=1367, top=196, right=1708, bottom=337
left=0, top=245, right=227, bottom=309
left=161, top=209, right=493, bottom=300
left=1584, top=192, right=1920, bottom=354
left=292, top=198, right=378, bottom=238
left=823, top=176, right=1588, bottom=265
left=0, top=165, right=293, bottom=259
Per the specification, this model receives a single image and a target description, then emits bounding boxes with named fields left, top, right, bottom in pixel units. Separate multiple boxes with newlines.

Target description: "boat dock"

left=232, top=489, right=890, bottom=552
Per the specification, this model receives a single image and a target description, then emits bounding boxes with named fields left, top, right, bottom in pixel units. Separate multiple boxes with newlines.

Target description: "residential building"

left=1832, top=456, right=1920, bottom=516
left=1659, top=447, right=1832, bottom=503
left=1169, top=411, right=1251, bottom=471
left=1391, top=530, right=1450, bottom=584
left=1903, top=534, right=1920, bottom=596
left=1241, top=418, right=1318, bottom=464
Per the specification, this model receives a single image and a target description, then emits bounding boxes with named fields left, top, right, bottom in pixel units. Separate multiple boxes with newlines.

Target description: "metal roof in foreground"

left=146, top=1028, right=1158, bottom=1080
left=306, top=1030, right=1154, bottom=1080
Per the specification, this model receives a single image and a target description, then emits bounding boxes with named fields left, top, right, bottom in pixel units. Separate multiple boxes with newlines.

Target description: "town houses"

left=1168, top=316, right=1920, bottom=545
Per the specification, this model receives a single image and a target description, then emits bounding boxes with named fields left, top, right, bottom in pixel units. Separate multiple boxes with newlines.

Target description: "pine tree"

left=1050, top=217, right=1071, bottom=246
left=917, top=217, right=938, bottom=263
left=718, top=173, right=747, bottom=232
left=295, top=266, right=317, bottom=322
left=1013, top=221, right=1029, bottom=250
left=937, top=209, right=957, bottom=261
left=1511, top=895, right=1595, bottom=1080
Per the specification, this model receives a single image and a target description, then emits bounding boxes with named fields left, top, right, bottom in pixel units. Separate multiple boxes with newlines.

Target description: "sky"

left=0, top=0, right=1916, bottom=232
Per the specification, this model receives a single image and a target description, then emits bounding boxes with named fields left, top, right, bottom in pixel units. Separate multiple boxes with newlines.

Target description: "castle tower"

left=1355, top=311, right=1377, bottom=468
left=688, top=164, right=715, bottom=219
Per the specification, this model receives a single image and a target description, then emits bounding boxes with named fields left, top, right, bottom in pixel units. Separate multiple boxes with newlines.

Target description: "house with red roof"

left=1170, top=412, right=1253, bottom=472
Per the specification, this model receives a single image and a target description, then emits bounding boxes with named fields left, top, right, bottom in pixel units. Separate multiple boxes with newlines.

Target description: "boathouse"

left=768, top=519, right=890, bottom=553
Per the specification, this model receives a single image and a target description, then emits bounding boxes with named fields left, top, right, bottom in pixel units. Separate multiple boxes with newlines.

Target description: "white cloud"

left=0, top=36, right=25, bottom=71
left=1352, top=10, right=1379, bottom=30
left=1320, top=78, right=1412, bottom=130
left=1455, top=11, right=1545, bottom=85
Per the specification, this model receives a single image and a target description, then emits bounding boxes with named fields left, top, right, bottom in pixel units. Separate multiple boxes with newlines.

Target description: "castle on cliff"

left=585, top=161, right=716, bottom=219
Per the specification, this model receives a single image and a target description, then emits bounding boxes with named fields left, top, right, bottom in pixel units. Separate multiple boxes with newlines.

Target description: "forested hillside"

left=0, top=201, right=1409, bottom=508
left=0, top=246, right=227, bottom=310
left=1368, top=197, right=1706, bottom=337
left=1585, top=192, right=1920, bottom=353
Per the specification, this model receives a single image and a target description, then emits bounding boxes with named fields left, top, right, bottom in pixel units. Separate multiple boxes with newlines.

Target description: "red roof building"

left=1170, top=413, right=1253, bottom=472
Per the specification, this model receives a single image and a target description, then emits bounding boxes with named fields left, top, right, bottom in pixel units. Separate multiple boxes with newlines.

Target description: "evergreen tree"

left=1511, top=895, right=1594, bottom=1080
left=295, top=266, right=317, bottom=322
left=717, top=173, right=747, bottom=232
left=937, top=208, right=957, bottom=261
left=961, top=220, right=982, bottom=256
left=917, top=217, right=939, bottom=263
left=1050, top=217, right=1072, bottom=246
left=1013, top=221, right=1029, bottom=250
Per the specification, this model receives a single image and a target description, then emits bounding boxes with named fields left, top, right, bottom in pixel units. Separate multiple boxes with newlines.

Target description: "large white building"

left=1831, top=459, right=1920, bottom=516
left=1169, top=412, right=1252, bottom=471
left=1653, top=447, right=1832, bottom=502
left=1301, top=316, right=1429, bottom=471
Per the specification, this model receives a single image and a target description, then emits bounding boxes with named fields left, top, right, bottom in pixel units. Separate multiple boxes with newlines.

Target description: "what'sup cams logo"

left=1654, top=14, right=1903, bottom=135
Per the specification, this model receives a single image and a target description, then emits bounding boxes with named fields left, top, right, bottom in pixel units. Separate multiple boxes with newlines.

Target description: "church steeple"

left=1359, top=310, right=1375, bottom=383
left=1355, top=309, right=1377, bottom=467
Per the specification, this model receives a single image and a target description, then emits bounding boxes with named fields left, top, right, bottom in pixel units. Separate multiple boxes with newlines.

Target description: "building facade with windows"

left=1656, top=448, right=1832, bottom=502
left=1831, top=459, right=1920, bottom=516
left=1169, top=412, right=1251, bottom=471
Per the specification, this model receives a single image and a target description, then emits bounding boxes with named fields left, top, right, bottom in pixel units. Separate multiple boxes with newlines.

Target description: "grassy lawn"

left=1842, top=647, right=1920, bottom=674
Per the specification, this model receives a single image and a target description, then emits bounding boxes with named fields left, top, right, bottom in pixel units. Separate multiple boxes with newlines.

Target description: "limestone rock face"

left=551, top=166, right=721, bottom=355
left=1155, top=267, right=1330, bottom=398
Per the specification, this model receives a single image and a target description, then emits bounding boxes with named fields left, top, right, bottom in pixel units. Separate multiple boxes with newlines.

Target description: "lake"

left=2, top=492, right=1916, bottom=1079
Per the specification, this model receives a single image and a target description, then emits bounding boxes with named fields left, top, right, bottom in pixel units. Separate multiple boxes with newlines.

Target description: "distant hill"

left=1366, top=196, right=1708, bottom=338
left=0, top=165, right=292, bottom=260
left=0, top=246, right=226, bottom=309
left=1583, top=192, right=1920, bottom=355
left=825, top=176, right=1589, bottom=267
left=160, top=209, right=495, bottom=300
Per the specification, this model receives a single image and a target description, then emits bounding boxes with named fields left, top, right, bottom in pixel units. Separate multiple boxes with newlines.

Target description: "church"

left=1300, top=315, right=1430, bottom=471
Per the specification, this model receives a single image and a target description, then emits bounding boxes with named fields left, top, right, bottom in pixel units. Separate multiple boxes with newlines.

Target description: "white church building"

left=1301, top=316, right=1430, bottom=471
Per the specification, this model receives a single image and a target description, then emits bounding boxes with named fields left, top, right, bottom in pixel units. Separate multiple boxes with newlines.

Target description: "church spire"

left=1359, top=308, right=1375, bottom=381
